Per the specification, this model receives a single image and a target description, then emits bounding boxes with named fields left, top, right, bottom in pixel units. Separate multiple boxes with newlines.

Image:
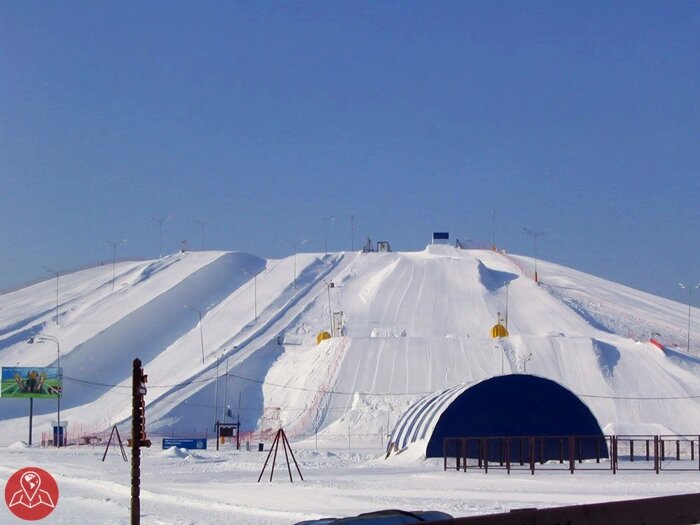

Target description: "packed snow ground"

left=1, top=441, right=698, bottom=524
left=1, top=245, right=699, bottom=522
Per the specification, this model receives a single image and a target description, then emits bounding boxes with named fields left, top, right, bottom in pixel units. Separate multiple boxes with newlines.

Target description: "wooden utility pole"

left=131, top=359, right=151, bottom=525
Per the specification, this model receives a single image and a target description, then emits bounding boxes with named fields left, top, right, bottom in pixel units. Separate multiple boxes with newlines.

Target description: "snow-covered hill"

left=0, top=246, right=698, bottom=446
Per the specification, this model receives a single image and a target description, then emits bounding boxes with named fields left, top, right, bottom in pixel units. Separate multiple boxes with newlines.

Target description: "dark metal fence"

left=613, top=435, right=700, bottom=473
left=444, top=435, right=700, bottom=475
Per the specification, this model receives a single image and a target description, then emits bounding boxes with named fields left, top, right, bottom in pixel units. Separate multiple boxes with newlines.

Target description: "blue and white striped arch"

left=389, top=383, right=469, bottom=452
left=388, top=374, right=606, bottom=459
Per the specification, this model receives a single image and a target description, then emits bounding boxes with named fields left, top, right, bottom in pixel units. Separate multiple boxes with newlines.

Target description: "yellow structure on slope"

left=316, top=331, right=331, bottom=344
left=491, top=323, right=508, bottom=338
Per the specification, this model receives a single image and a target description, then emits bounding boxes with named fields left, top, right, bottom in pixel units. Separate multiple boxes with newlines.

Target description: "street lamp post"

left=107, top=239, right=126, bottom=290
left=286, top=239, right=307, bottom=289
left=523, top=352, right=533, bottom=374
left=152, top=216, right=171, bottom=259
left=194, top=220, right=207, bottom=251
left=679, top=282, right=700, bottom=353
left=325, top=280, right=334, bottom=336
left=222, top=355, right=230, bottom=422
left=214, top=353, right=220, bottom=430
left=27, top=335, right=62, bottom=447
left=185, top=306, right=205, bottom=364
left=523, top=228, right=545, bottom=282
left=241, top=268, right=262, bottom=324
left=44, top=267, right=59, bottom=325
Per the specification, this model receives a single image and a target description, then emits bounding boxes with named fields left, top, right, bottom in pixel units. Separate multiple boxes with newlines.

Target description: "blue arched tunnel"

left=425, top=374, right=607, bottom=460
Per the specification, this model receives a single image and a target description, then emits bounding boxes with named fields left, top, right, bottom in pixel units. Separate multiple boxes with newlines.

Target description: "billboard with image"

left=1, top=367, right=62, bottom=398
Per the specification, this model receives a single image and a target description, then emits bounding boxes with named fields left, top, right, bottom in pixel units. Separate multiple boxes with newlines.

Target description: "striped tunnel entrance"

left=389, top=374, right=606, bottom=460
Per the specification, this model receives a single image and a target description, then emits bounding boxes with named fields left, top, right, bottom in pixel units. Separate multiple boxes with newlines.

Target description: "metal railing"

left=613, top=435, right=700, bottom=473
left=444, top=434, right=700, bottom=474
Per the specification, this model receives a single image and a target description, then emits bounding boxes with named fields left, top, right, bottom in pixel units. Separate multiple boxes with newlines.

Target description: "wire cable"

left=63, top=374, right=700, bottom=401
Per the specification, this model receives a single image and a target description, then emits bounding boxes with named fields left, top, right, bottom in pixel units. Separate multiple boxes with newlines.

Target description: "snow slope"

left=1, top=246, right=698, bottom=447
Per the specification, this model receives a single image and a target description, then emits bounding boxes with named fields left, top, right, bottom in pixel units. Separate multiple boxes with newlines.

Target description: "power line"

left=578, top=393, right=700, bottom=400
left=64, top=374, right=435, bottom=396
left=63, top=375, right=700, bottom=401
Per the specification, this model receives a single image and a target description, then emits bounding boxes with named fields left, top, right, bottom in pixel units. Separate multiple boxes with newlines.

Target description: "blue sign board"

left=432, top=232, right=449, bottom=240
left=162, top=438, right=207, bottom=450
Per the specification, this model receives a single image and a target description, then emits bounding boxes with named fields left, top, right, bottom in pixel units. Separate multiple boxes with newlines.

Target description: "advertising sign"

left=162, top=438, right=207, bottom=450
left=1, top=367, right=62, bottom=399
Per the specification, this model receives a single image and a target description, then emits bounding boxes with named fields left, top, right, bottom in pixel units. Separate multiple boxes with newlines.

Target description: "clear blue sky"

left=1, top=1, right=698, bottom=301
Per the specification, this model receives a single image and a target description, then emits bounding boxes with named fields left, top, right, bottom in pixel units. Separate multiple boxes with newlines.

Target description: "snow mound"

left=161, top=446, right=190, bottom=459
left=603, top=422, right=676, bottom=436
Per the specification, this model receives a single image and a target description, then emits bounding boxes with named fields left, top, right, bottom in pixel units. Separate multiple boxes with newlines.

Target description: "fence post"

left=654, top=436, right=660, bottom=474
left=569, top=436, right=575, bottom=474
left=506, top=437, right=511, bottom=475
left=478, top=439, right=482, bottom=469
left=612, top=436, right=617, bottom=475
left=646, top=439, right=650, bottom=461
left=529, top=437, right=535, bottom=475
left=676, top=440, right=680, bottom=461
left=443, top=438, right=447, bottom=471
left=630, top=439, right=634, bottom=462
left=455, top=439, right=460, bottom=471
left=661, top=439, right=666, bottom=461
left=462, top=438, right=467, bottom=472
left=482, top=438, right=489, bottom=474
